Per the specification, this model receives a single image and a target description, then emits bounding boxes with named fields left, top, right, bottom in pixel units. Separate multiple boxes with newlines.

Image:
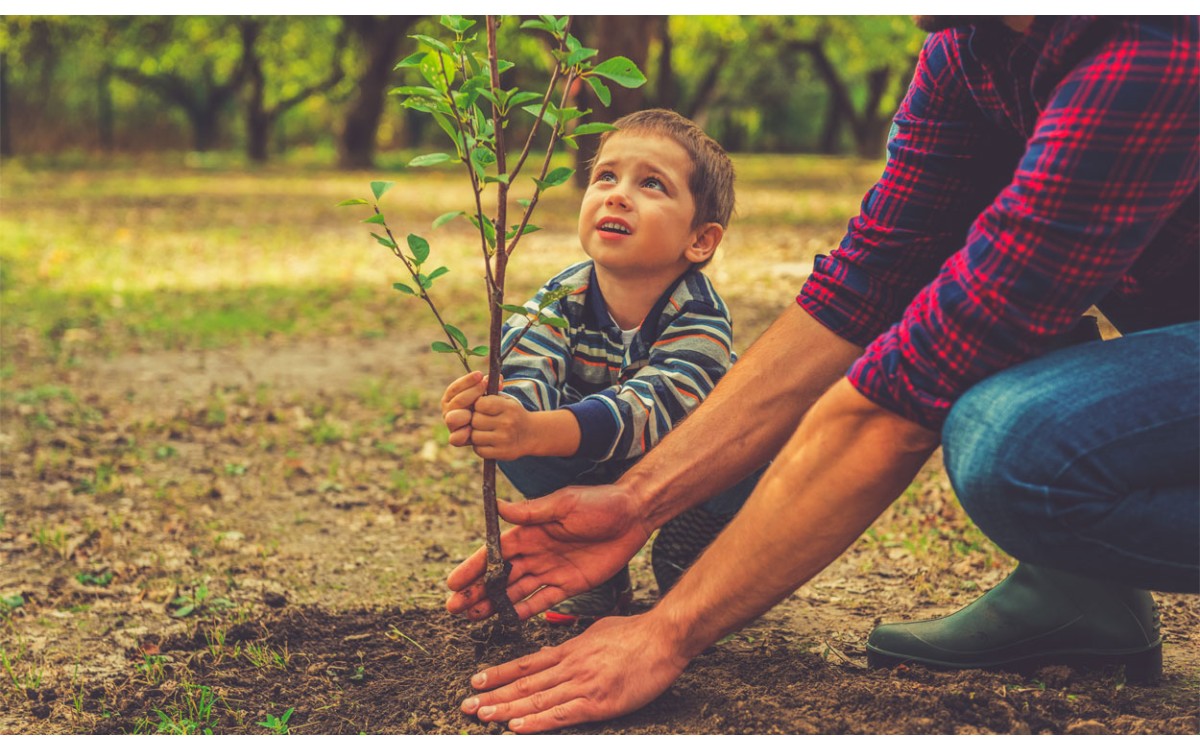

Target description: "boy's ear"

left=684, top=222, right=724, bottom=264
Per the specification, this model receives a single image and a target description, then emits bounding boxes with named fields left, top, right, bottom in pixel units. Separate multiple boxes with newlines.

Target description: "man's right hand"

left=446, top=483, right=651, bottom=620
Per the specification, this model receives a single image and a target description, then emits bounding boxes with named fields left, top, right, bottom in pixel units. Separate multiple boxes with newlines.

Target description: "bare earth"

left=1, top=330, right=1197, bottom=735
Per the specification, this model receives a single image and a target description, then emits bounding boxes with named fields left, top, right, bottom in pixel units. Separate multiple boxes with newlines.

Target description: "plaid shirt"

left=501, top=261, right=735, bottom=462
left=798, top=16, right=1199, bottom=429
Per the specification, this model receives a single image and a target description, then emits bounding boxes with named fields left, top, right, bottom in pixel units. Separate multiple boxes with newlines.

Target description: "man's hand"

left=460, top=613, right=688, bottom=733
left=446, top=484, right=650, bottom=620
left=441, top=371, right=487, bottom=448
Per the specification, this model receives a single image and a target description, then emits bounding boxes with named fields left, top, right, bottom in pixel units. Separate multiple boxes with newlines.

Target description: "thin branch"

left=508, top=18, right=571, bottom=183
left=374, top=206, right=470, bottom=372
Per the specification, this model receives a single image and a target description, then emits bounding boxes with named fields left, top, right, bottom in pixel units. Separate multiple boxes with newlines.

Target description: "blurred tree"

left=109, top=17, right=246, bottom=152
left=239, top=17, right=348, bottom=163
left=337, top=16, right=420, bottom=169
left=569, top=16, right=660, bottom=186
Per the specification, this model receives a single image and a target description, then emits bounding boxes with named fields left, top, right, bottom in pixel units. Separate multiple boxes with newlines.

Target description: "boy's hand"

left=468, top=395, right=538, bottom=461
left=441, top=371, right=487, bottom=448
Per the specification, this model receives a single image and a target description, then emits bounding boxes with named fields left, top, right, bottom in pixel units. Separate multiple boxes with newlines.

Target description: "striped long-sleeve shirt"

left=500, top=260, right=735, bottom=463
left=799, top=16, right=1198, bottom=430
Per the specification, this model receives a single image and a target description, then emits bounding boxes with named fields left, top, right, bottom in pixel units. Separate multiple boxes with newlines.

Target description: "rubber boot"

left=866, top=564, right=1162, bottom=683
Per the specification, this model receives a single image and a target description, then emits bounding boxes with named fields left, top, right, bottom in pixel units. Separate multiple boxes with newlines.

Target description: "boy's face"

left=578, top=132, right=714, bottom=286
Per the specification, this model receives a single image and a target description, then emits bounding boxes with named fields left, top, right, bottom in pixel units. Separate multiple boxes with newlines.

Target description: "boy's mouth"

left=597, top=219, right=632, bottom=236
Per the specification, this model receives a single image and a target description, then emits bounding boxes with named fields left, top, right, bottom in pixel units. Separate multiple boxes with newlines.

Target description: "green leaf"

left=408, top=153, right=454, bottom=168
left=507, top=224, right=541, bottom=240
left=471, top=146, right=497, bottom=169
left=371, top=232, right=396, bottom=249
left=541, top=315, right=569, bottom=329
left=362, top=214, right=387, bottom=225
left=499, top=303, right=530, bottom=315
left=432, top=210, right=465, bottom=230
left=335, top=198, right=369, bottom=207
left=407, top=234, right=430, bottom=265
left=444, top=324, right=469, bottom=348
left=393, top=51, right=427, bottom=70
left=565, top=45, right=599, bottom=68
left=535, top=167, right=574, bottom=190
left=469, top=345, right=489, bottom=357
left=172, top=604, right=195, bottom=618
left=584, top=76, right=611, bottom=106
left=520, top=19, right=555, bottom=33
left=440, top=15, right=475, bottom=33
left=469, top=214, right=497, bottom=249
left=393, top=282, right=416, bottom=296
left=554, top=106, right=587, bottom=123
left=370, top=181, right=395, bottom=201
left=521, top=103, right=557, bottom=126
left=411, top=34, right=452, bottom=55
left=431, top=341, right=456, bottom=353
left=573, top=122, right=617, bottom=137
left=418, top=273, right=431, bottom=290
left=538, top=285, right=576, bottom=309
left=495, top=59, right=515, bottom=74
left=591, top=56, right=647, bottom=88
left=507, top=91, right=542, bottom=109
left=431, top=112, right=463, bottom=153
left=427, top=266, right=450, bottom=282
left=517, top=199, right=532, bottom=208
left=389, top=85, right=441, bottom=98
left=483, top=174, right=510, bottom=185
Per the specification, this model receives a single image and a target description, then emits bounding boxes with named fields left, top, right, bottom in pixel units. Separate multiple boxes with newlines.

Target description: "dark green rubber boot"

left=866, top=564, right=1162, bottom=683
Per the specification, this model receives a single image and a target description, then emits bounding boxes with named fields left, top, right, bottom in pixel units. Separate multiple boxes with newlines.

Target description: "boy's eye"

left=643, top=177, right=666, bottom=192
left=596, top=171, right=616, bottom=183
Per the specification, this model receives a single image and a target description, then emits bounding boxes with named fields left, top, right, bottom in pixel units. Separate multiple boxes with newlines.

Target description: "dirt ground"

left=2, top=329, right=1198, bottom=735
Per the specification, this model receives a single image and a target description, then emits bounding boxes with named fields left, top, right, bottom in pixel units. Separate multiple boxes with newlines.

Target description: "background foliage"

left=0, top=15, right=926, bottom=165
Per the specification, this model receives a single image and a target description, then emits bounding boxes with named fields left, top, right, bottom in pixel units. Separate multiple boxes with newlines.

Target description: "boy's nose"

left=605, top=190, right=631, bottom=209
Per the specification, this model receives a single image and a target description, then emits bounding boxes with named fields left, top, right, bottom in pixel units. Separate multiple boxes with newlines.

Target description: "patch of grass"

left=1, top=643, right=45, bottom=694
left=244, top=642, right=291, bottom=671
left=170, top=582, right=234, bottom=619
left=32, top=524, right=70, bottom=559
left=257, top=707, right=294, bottom=734
left=75, top=570, right=115, bottom=587
left=135, top=683, right=222, bottom=735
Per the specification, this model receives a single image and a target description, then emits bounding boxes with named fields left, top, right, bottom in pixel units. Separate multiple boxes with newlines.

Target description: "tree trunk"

left=0, top=53, right=11, bottom=158
left=241, top=21, right=271, bottom=163
left=655, top=16, right=675, bottom=111
left=571, top=16, right=658, bottom=187
left=97, top=64, right=115, bottom=153
left=852, top=67, right=892, bottom=158
left=338, top=16, right=418, bottom=170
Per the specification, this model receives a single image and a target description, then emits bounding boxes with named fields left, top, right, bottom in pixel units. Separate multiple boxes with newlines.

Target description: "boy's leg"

left=652, top=465, right=766, bottom=595
left=498, top=454, right=599, bottom=500
left=868, top=321, right=1198, bottom=680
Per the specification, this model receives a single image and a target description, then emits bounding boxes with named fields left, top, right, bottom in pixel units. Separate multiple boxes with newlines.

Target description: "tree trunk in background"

left=242, top=21, right=271, bottom=163
left=571, top=16, right=657, bottom=187
left=338, top=16, right=418, bottom=170
left=0, top=54, right=11, bottom=158
left=655, top=16, right=676, bottom=111
left=98, top=64, right=114, bottom=153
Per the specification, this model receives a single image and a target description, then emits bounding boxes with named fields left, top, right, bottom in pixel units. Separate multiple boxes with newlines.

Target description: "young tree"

left=341, top=15, right=644, bottom=626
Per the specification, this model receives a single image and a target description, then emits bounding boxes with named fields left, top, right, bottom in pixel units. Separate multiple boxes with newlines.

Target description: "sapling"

left=340, top=15, right=645, bottom=628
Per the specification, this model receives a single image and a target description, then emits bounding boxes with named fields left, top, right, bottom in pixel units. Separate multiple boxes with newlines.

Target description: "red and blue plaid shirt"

left=798, top=16, right=1199, bottom=430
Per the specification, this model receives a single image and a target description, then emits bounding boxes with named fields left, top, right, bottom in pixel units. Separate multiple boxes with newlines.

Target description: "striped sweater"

left=500, top=260, right=736, bottom=463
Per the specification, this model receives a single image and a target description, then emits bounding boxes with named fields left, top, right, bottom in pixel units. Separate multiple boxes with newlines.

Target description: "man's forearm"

left=620, top=304, right=863, bottom=531
left=653, top=378, right=939, bottom=658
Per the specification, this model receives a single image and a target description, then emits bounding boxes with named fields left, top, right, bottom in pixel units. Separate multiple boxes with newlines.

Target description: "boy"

left=440, top=109, right=761, bottom=625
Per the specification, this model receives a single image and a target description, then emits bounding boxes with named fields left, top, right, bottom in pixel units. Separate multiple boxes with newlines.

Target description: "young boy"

left=440, top=109, right=761, bottom=625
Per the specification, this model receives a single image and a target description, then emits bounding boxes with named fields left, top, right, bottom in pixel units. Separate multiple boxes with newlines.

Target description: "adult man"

left=445, top=16, right=1198, bottom=732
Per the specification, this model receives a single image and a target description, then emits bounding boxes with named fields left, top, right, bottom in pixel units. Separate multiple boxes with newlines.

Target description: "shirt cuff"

left=563, top=399, right=619, bottom=461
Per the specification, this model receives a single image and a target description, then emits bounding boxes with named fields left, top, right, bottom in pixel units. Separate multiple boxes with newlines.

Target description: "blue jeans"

left=942, top=321, right=1199, bottom=593
left=500, top=454, right=760, bottom=518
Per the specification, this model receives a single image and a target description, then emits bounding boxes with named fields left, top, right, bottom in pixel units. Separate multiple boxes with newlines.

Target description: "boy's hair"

left=595, top=109, right=735, bottom=232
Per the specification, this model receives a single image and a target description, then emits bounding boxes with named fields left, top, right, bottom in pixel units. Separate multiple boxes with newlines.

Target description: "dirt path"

left=1, top=337, right=1196, bottom=734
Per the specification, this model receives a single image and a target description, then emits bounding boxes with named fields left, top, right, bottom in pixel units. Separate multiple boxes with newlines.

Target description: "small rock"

left=263, top=590, right=287, bottom=608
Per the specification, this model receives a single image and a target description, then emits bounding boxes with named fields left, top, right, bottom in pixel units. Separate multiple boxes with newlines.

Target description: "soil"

left=2, top=331, right=1198, bottom=735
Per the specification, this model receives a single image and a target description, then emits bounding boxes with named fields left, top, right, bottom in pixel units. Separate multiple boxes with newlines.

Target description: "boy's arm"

left=564, top=301, right=733, bottom=463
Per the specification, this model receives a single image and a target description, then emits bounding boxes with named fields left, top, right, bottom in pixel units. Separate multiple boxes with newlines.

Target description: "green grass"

left=0, top=153, right=885, bottom=363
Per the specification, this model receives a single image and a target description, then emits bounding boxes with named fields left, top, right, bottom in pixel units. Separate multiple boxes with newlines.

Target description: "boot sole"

left=866, top=642, right=1163, bottom=684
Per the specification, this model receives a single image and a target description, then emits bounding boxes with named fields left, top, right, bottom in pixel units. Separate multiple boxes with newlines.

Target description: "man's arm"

left=460, top=378, right=938, bottom=732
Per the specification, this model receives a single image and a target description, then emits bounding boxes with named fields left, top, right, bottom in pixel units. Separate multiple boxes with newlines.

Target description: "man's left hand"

left=461, top=613, right=688, bottom=733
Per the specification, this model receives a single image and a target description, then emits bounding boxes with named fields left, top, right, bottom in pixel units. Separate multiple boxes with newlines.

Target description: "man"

left=444, top=16, right=1198, bottom=732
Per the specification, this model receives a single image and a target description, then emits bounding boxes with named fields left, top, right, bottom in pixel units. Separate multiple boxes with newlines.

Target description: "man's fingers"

left=446, top=546, right=488, bottom=593
left=497, top=495, right=569, bottom=525
left=507, top=698, right=598, bottom=734
left=513, top=585, right=568, bottom=621
left=469, top=644, right=563, bottom=694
